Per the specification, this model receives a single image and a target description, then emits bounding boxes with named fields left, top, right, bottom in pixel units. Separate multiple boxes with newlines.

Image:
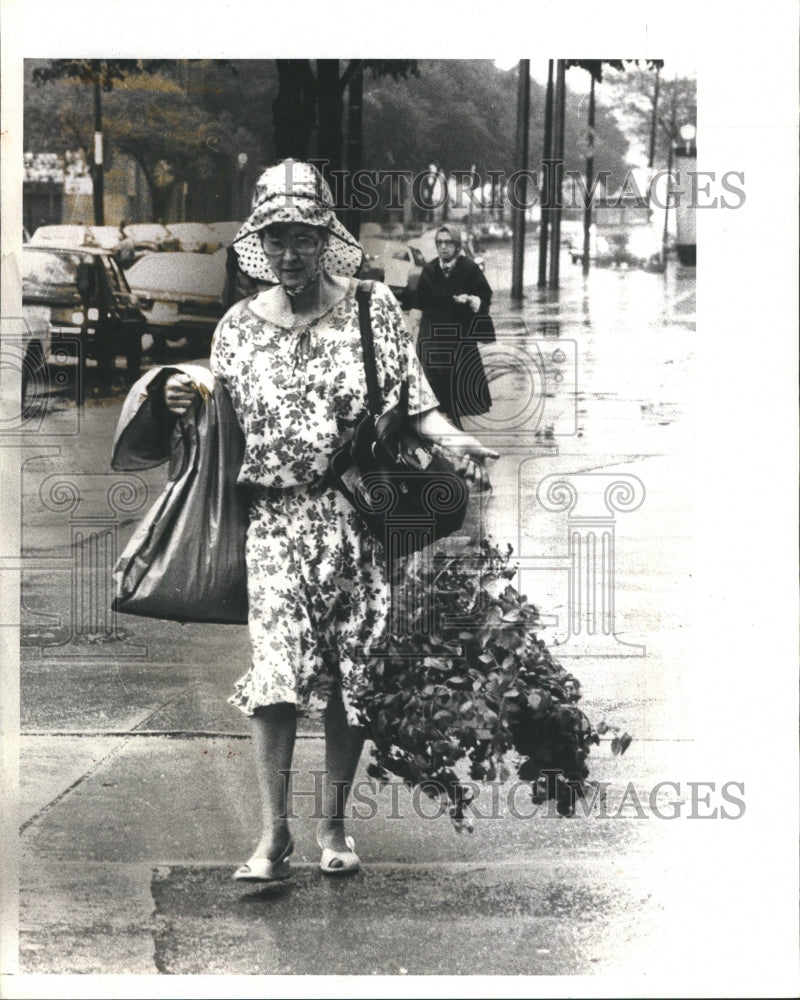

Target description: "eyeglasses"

left=435, top=239, right=456, bottom=247
left=261, top=233, right=321, bottom=255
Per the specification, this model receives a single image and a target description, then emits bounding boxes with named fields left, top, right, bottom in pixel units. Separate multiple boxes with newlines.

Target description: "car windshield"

left=30, top=226, right=88, bottom=247
left=22, top=248, right=88, bottom=295
left=126, top=252, right=226, bottom=295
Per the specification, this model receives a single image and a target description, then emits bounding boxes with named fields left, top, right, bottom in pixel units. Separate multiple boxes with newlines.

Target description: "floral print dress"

left=210, top=279, right=439, bottom=722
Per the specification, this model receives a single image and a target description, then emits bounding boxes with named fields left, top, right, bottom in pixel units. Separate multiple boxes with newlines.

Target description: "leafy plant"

left=352, top=538, right=629, bottom=829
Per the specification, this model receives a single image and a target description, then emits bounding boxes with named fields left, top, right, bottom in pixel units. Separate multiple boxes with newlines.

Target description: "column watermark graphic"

left=534, top=472, right=645, bottom=656
left=25, top=472, right=150, bottom=657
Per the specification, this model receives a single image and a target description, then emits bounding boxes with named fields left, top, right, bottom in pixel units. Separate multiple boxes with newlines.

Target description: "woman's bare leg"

left=318, top=687, right=365, bottom=852
left=248, top=702, right=297, bottom=859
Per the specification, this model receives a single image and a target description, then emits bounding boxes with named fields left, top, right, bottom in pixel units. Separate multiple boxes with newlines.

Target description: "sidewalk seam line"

left=19, top=734, right=133, bottom=834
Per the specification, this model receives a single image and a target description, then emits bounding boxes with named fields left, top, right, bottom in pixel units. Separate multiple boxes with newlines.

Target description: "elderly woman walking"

left=165, top=161, right=496, bottom=882
left=415, top=223, right=496, bottom=427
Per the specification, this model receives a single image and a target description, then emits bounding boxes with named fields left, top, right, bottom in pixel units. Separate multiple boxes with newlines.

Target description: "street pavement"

left=9, top=253, right=715, bottom=989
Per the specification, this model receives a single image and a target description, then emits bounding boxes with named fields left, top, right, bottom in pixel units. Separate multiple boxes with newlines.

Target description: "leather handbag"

left=110, top=366, right=249, bottom=625
left=329, top=282, right=469, bottom=557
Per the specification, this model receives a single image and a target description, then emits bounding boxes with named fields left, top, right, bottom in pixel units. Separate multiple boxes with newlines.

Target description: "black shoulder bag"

left=329, top=281, right=470, bottom=557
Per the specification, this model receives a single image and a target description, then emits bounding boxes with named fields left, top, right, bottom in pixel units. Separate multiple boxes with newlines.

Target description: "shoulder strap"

left=356, top=280, right=381, bottom=416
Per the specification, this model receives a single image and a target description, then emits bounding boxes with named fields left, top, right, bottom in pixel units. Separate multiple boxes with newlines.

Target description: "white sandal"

left=233, top=837, right=294, bottom=883
left=318, top=833, right=360, bottom=875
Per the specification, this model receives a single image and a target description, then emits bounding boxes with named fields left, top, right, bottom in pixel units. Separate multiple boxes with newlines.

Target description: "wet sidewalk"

left=12, top=260, right=713, bottom=984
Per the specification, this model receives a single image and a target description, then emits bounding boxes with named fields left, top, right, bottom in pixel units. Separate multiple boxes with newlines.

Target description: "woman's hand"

left=452, top=293, right=481, bottom=313
left=414, top=409, right=499, bottom=490
left=444, top=431, right=498, bottom=491
left=165, top=372, right=200, bottom=415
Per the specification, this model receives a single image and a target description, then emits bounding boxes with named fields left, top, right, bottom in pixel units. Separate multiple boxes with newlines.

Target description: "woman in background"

left=415, top=223, right=495, bottom=428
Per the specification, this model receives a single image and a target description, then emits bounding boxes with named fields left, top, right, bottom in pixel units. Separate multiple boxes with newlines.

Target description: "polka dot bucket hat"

left=233, top=159, right=364, bottom=282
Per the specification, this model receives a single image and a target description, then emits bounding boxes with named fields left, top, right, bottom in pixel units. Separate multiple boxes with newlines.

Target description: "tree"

left=272, top=60, right=318, bottom=161
left=270, top=59, right=419, bottom=173
left=31, top=60, right=165, bottom=223
left=602, top=66, right=696, bottom=169
left=26, top=59, right=265, bottom=222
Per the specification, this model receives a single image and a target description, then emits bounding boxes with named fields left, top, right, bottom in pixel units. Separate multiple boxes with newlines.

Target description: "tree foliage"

left=25, top=58, right=638, bottom=219
left=602, top=67, right=697, bottom=168
left=25, top=59, right=269, bottom=215
left=361, top=60, right=632, bottom=187
left=565, top=59, right=664, bottom=82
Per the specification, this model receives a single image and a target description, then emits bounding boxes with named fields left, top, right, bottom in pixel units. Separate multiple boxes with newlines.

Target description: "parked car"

left=122, top=223, right=181, bottom=257
left=165, top=222, right=223, bottom=254
left=126, top=249, right=228, bottom=354
left=21, top=245, right=147, bottom=386
left=18, top=304, right=52, bottom=407
left=558, top=213, right=586, bottom=249
left=568, top=201, right=664, bottom=272
left=30, top=224, right=137, bottom=268
left=359, top=237, right=424, bottom=309
left=478, top=221, right=513, bottom=240
left=83, top=226, right=138, bottom=267
left=407, top=228, right=486, bottom=272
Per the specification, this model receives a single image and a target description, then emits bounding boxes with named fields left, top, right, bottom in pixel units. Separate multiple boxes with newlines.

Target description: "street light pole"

left=548, top=59, right=566, bottom=290
left=648, top=64, right=661, bottom=170
left=662, top=91, right=676, bottom=251
left=537, top=60, right=554, bottom=288
left=582, top=74, right=595, bottom=275
left=510, top=59, right=530, bottom=301
left=92, top=64, right=105, bottom=226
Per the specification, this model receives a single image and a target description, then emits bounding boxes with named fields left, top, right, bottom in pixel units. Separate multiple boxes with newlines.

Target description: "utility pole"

left=345, top=64, right=363, bottom=239
left=648, top=64, right=661, bottom=169
left=582, top=74, right=596, bottom=275
left=537, top=60, right=554, bottom=288
left=663, top=88, right=676, bottom=250
left=92, top=62, right=105, bottom=226
left=510, top=59, right=530, bottom=301
left=548, top=59, right=566, bottom=290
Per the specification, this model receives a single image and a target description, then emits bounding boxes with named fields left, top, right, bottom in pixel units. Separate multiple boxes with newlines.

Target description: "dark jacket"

left=415, top=255, right=495, bottom=422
